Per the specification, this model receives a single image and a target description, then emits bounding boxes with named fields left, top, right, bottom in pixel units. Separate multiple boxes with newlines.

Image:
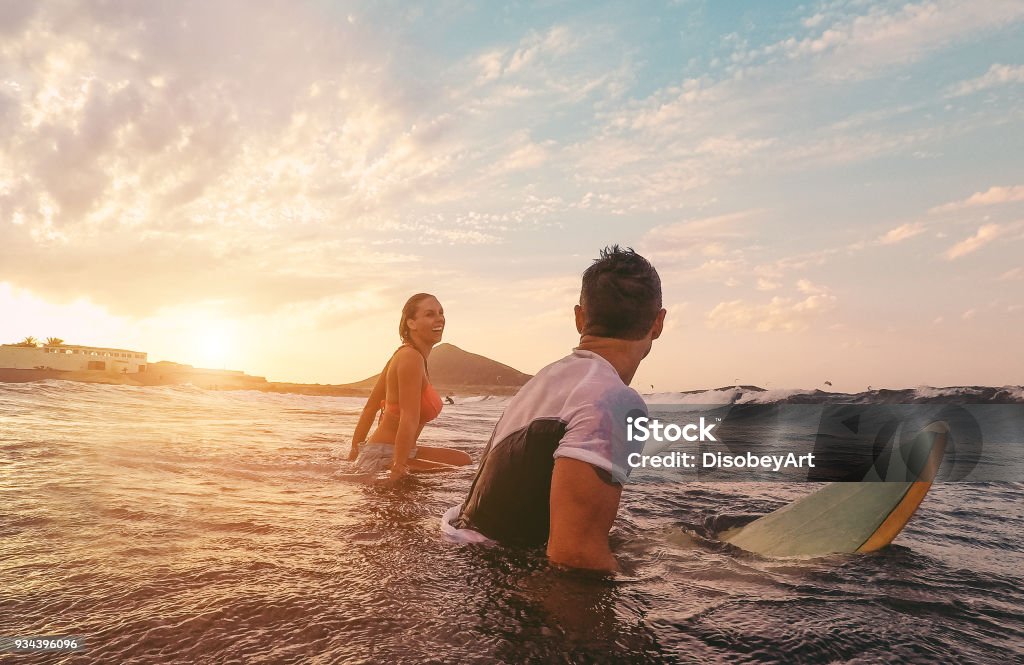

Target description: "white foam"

left=440, top=504, right=493, bottom=544
left=1000, top=386, right=1024, bottom=402
left=456, top=395, right=512, bottom=405
left=641, top=388, right=742, bottom=406
left=735, top=388, right=816, bottom=404
left=912, top=386, right=971, bottom=399
left=641, top=387, right=816, bottom=406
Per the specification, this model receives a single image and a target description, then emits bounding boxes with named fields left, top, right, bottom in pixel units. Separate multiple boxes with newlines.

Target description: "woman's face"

left=407, top=297, right=445, bottom=344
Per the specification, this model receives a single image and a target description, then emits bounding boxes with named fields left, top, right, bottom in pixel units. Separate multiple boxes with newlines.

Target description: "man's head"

left=576, top=245, right=664, bottom=341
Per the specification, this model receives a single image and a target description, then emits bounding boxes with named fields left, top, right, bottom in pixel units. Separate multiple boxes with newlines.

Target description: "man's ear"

left=574, top=304, right=585, bottom=334
left=650, top=308, right=666, bottom=340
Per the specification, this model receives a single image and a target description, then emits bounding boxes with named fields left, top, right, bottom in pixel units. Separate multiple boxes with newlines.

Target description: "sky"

left=1, top=0, right=1022, bottom=393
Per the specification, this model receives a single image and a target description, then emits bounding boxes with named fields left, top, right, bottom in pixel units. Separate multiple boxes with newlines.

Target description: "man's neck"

left=575, top=336, right=649, bottom=386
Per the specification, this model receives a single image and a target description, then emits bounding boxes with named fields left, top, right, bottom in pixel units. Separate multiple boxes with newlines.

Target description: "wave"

left=455, top=395, right=512, bottom=405
left=642, top=385, right=1024, bottom=405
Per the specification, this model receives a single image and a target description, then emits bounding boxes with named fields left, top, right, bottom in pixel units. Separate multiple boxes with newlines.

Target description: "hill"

left=344, top=343, right=531, bottom=393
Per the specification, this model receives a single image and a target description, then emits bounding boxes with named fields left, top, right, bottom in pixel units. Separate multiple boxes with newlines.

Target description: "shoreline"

left=0, top=368, right=522, bottom=397
left=3, top=368, right=1020, bottom=403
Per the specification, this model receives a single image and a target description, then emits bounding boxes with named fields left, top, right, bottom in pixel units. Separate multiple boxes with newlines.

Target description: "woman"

left=347, top=293, right=472, bottom=480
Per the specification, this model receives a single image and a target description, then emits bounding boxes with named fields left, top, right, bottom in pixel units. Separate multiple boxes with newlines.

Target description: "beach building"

left=0, top=344, right=147, bottom=374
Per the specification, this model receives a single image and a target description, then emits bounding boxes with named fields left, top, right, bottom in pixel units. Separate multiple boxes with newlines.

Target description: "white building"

left=0, top=344, right=148, bottom=373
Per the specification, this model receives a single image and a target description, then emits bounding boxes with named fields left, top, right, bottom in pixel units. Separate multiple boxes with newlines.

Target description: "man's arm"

left=546, top=457, right=623, bottom=572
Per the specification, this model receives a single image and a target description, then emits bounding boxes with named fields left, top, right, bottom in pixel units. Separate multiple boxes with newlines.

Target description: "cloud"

left=930, top=185, right=1024, bottom=213
left=637, top=211, right=760, bottom=273
left=947, top=63, right=1024, bottom=97
left=795, top=279, right=829, bottom=295
left=778, top=126, right=943, bottom=167
left=507, top=26, right=576, bottom=74
left=943, top=224, right=1002, bottom=260
left=877, top=221, right=926, bottom=245
left=0, top=5, right=440, bottom=226
left=755, top=248, right=840, bottom=279
left=3, top=3, right=590, bottom=318
left=757, top=1, right=1024, bottom=80
left=486, top=131, right=553, bottom=175
left=566, top=76, right=781, bottom=211
left=658, top=301, right=689, bottom=333
left=571, top=2, right=1015, bottom=213
left=641, top=211, right=756, bottom=245
left=706, top=282, right=837, bottom=332
left=2, top=0, right=1021, bottom=370
left=0, top=216, right=432, bottom=318
left=464, top=24, right=619, bottom=105
left=802, top=13, right=826, bottom=29
left=1000, top=267, right=1024, bottom=281
left=0, top=281, right=130, bottom=347
left=475, top=50, right=505, bottom=84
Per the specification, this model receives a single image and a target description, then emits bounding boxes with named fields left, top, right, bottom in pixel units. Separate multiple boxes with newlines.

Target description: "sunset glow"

left=2, top=1, right=1022, bottom=391
left=190, top=320, right=235, bottom=370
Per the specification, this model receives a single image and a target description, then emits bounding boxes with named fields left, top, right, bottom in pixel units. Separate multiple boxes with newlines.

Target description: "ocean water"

left=1, top=381, right=1022, bottom=664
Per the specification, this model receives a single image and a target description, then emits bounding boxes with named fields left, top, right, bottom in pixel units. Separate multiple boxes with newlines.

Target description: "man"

left=442, top=246, right=665, bottom=571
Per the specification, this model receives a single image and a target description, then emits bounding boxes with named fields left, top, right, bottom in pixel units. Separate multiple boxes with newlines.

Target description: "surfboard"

left=721, top=421, right=948, bottom=557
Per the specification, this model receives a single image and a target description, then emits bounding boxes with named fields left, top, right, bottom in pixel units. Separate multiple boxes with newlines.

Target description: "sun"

left=189, top=319, right=237, bottom=369
left=199, top=328, right=229, bottom=368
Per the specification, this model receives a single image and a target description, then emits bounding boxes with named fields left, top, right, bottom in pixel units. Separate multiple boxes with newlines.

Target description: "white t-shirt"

left=443, top=349, right=648, bottom=546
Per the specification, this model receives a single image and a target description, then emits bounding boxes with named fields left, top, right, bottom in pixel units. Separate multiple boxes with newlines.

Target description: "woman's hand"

left=383, top=462, right=409, bottom=485
left=375, top=464, right=409, bottom=487
left=347, top=441, right=360, bottom=462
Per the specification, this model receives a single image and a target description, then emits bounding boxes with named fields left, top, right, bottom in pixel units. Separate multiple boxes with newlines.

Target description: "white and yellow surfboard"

left=722, top=422, right=948, bottom=557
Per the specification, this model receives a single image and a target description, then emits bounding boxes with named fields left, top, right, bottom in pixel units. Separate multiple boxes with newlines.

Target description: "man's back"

left=452, top=349, right=647, bottom=546
left=444, top=245, right=665, bottom=570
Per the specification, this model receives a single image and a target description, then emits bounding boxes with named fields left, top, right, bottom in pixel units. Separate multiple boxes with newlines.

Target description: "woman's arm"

left=347, top=364, right=389, bottom=460
left=389, top=349, right=423, bottom=479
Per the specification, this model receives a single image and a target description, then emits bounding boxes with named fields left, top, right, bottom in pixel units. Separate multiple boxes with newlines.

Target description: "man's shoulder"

left=533, top=349, right=584, bottom=374
left=518, top=350, right=642, bottom=394
left=510, top=351, right=581, bottom=394
left=602, top=383, right=647, bottom=410
left=525, top=349, right=615, bottom=383
left=517, top=356, right=646, bottom=417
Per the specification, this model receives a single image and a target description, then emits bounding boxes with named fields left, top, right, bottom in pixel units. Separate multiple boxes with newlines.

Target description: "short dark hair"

left=580, top=246, right=662, bottom=340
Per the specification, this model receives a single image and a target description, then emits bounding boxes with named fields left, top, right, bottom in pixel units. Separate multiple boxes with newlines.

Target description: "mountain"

left=345, top=343, right=531, bottom=392
left=428, top=343, right=532, bottom=388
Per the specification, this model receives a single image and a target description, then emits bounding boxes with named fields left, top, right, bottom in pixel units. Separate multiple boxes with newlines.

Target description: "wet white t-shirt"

left=443, top=349, right=648, bottom=545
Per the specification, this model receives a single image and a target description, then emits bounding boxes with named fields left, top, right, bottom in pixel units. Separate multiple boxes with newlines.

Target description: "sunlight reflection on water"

left=1, top=381, right=1022, bottom=663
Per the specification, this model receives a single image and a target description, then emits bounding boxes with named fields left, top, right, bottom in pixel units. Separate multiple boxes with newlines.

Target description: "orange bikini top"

left=381, top=382, right=443, bottom=424
left=380, top=347, right=443, bottom=424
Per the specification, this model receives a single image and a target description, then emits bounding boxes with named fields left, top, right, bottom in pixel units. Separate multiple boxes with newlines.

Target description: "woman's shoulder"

left=390, top=345, right=426, bottom=369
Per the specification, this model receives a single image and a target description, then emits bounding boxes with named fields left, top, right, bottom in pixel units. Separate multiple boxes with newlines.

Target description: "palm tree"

left=17, top=336, right=39, bottom=347
left=45, top=337, right=65, bottom=346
